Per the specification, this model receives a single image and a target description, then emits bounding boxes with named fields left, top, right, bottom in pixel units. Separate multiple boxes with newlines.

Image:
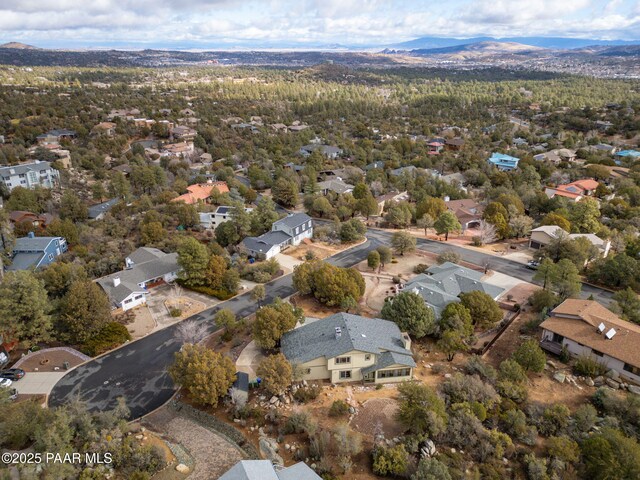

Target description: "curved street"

left=48, top=228, right=613, bottom=419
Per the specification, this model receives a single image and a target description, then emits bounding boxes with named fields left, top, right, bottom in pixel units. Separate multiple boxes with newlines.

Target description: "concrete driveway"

left=235, top=340, right=264, bottom=381
left=275, top=253, right=303, bottom=274
left=13, top=372, right=68, bottom=395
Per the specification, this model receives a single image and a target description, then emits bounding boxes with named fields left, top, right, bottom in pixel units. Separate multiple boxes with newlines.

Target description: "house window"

left=305, top=368, right=311, bottom=374
left=339, top=370, right=352, bottom=379
left=378, top=368, right=411, bottom=378
left=124, top=298, right=133, bottom=304
left=365, top=354, right=371, bottom=361
left=48, top=253, right=54, bottom=261
left=552, top=333, right=564, bottom=344
left=335, top=357, right=351, bottom=365
left=624, top=364, right=640, bottom=376
left=592, top=349, right=604, bottom=357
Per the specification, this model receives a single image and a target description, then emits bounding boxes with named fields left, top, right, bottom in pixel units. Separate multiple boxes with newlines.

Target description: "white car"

left=0, top=378, right=12, bottom=388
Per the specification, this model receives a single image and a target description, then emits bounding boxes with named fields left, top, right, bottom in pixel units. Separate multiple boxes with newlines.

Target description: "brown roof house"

left=445, top=198, right=484, bottom=230
left=540, top=299, right=640, bottom=385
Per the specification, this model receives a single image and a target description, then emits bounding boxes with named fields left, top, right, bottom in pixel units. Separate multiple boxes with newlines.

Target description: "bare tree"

left=174, top=319, right=209, bottom=344
left=478, top=220, right=497, bottom=245
left=171, top=284, right=184, bottom=299
left=230, top=386, right=248, bottom=410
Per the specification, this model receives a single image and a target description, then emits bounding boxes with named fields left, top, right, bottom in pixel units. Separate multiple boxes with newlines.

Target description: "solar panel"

left=598, top=322, right=606, bottom=333
left=605, top=328, right=617, bottom=340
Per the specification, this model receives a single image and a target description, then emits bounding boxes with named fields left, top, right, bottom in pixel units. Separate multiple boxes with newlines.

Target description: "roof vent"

left=361, top=334, right=366, bottom=338
left=335, top=327, right=342, bottom=339
left=605, top=328, right=617, bottom=340
left=597, top=322, right=606, bottom=333
left=113, top=277, right=121, bottom=287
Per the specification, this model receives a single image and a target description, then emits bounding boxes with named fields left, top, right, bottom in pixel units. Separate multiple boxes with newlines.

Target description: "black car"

left=0, top=368, right=25, bottom=381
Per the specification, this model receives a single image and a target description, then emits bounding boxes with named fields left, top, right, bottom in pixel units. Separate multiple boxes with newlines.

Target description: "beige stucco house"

left=281, top=313, right=415, bottom=384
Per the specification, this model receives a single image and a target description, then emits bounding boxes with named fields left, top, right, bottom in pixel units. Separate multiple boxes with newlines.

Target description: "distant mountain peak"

left=0, top=42, right=39, bottom=50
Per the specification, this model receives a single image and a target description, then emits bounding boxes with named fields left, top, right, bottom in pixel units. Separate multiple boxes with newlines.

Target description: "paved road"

left=48, top=236, right=381, bottom=419
left=49, top=227, right=612, bottom=419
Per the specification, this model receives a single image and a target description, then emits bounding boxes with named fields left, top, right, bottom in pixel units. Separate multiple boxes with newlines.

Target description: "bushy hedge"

left=81, top=322, right=131, bottom=356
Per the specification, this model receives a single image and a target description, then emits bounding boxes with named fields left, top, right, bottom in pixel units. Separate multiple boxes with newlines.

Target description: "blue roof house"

left=615, top=150, right=640, bottom=165
left=488, top=152, right=520, bottom=171
left=7, top=232, right=68, bottom=271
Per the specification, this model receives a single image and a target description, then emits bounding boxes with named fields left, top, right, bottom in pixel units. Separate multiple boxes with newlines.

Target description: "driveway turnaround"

left=13, top=372, right=68, bottom=396
left=49, top=228, right=614, bottom=420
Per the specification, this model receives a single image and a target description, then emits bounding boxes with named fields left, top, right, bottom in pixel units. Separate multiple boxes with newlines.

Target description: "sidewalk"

left=13, top=372, right=68, bottom=395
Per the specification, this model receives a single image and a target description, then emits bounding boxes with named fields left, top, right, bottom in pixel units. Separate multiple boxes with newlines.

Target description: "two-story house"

left=199, top=205, right=253, bottom=230
left=488, top=152, right=520, bottom=171
left=96, top=247, right=180, bottom=311
left=540, top=299, right=640, bottom=384
left=241, top=213, right=313, bottom=260
left=7, top=232, right=67, bottom=271
left=281, top=312, right=415, bottom=384
left=0, top=161, right=60, bottom=192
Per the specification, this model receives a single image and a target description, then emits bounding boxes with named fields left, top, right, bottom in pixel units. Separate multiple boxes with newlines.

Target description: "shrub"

left=464, top=356, right=498, bottom=383
left=329, top=400, right=350, bottom=417
left=392, top=276, right=401, bottom=284
left=183, top=284, right=235, bottom=300
left=413, top=263, right=429, bottom=274
left=293, top=384, right=322, bottom=403
left=441, top=373, right=500, bottom=409
left=529, top=289, right=560, bottom=312
left=437, top=250, right=461, bottom=265
left=372, top=444, right=408, bottom=477
left=169, top=307, right=182, bottom=317
left=539, top=404, right=571, bottom=437
left=512, top=339, right=546, bottom=373
left=471, top=236, right=483, bottom=247
left=282, top=411, right=313, bottom=434
left=81, top=322, right=132, bottom=356
left=574, top=355, right=607, bottom=377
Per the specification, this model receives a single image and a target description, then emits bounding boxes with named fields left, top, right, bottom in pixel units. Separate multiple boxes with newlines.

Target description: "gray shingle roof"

left=87, top=198, right=119, bottom=219
left=96, top=248, right=179, bottom=306
left=242, top=230, right=291, bottom=253
left=7, top=252, right=45, bottom=271
left=361, top=350, right=414, bottom=375
left=13, top=236, right=59, bottom=252
left=277, top=462, right=323, bottom=480
left=0, top=161, right=54, bottom=176
left=317, top=179, right=354, bottom=194
left=404, top=262, right=504, bottom=318
left=281, top=313, right=415, bottom=366
left=273, top=213, right=312, bottom=229
left=220, top=460, right=322, bottom=480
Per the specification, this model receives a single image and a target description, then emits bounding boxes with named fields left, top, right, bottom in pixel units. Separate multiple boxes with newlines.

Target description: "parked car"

left=0, top=369, right=25, bottom=381
left=0, top=378, right=13, bottom=388
left=526, top=260, right=540, bottom=270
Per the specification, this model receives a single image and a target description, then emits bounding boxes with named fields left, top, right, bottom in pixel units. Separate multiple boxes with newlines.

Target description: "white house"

left=281, top=313, right=415, bottom=384
left=96, top=247, right=179, bottom=311
left=0, top=161, right=60, bottom=192
left=529, top=226, right=611, bottom=258
left=199, top=205, right=253, bottom=230
left=241, top=213, right=313, bottom=260
left=540, top=299, right=640, bottom=385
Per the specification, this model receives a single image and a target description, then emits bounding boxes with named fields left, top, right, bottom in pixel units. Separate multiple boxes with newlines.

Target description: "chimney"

left=113, top=277, right=121, bottom=287
left=27, top=231, right=35, bottom=239
left=125, top=257, right=134, bottom=269
left=335, top=327, right=342, bottom=339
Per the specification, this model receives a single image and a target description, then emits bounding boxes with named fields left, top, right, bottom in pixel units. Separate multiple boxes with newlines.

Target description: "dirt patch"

left=15, top=349, right=87, bottom=372
left=284, top=241, right=345, bottom=261
left=483, top=310, right=539, bottom=367
left=290, top=294, right=345, bottom=319
left=527, top=371, right=594, bottom=411
left=165, top=297, right=207, bottom=320
left=127, top=305, right=156, bottom=340
left=351, top=398, right=404, bottom=438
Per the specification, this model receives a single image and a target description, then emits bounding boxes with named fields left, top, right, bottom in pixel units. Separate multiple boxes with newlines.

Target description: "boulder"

left=424, top=440, right=436, bottom=457
left=628, top=385, right=640, bottom=395
left=259, top=436, right=284, bottom=466
left=594, top=376, right=605, bottom=387
left=553, top=372, right=566, bottom=384
left=605, top=378, right=620, bottom=389
left=546, top=360, right=557, bottom=369
left=176, top=464, right=190, bottom=474
left=585, top=377, right=595, bottom=387
left=606, top=369, right=620, bottom=381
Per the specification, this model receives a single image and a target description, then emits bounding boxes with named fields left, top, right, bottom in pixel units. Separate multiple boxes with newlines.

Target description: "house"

left=96, top=247, right=179, bottom=311
left=544, top=178, right=599, bottom=202
left=364, top=160, right=386, bottom=171
left=7, top=233, right=67, bottom=271
left=601, top=165, right=630, bottom=180
left=427, top=140, right=445, bottom=155
left=36, top=129, right=77, bottom=145
left=529, top=226, right=611, bottom=258
left=231, top=123, right=259, bottom=133
left=540, top=299, right=640, bottom=384
left=199, top=205, right=253, bottom=230
left=298, top=144, right=342, bottom=159
left=533, top=149, right=577, bottom=164
left=172, top=181, right=229, bottom=205
left=283, top=162, right=305, bottom=173
left=375, top=191, right=409, bottom=215
left=403, top=262, right=504, bottom=318
left=317, top=179, right=354, bottom=195
left=88, top=198, right=120, bottom=220
left=161, top=141, right=194, bottom=158
left=270, top=123, right=288, bottom=132
left=0, top=161, right=60, bottom=192
left=171, top=126, right=197, bottom=142
left=589, top=144, right=617, bottom=155
left=512, top=137, right=528, bottom=147
left=92, top=122, right=116, bottom=137
left=445, top=138, right=465, bottom=150
left=220, top=460, right=322, bottom=480
left=241, top=213, right=313, bottom=260
left=8, top=211, right=53, bottom=228
left=281, top=312, right=415, bottom=384
left=389, top=165, right=418, bottom=177
left=615, top=150, right=640, bottom=164
left=488, top=153, right=520, bottom=171
left=445, top=198, right=484, bottom=230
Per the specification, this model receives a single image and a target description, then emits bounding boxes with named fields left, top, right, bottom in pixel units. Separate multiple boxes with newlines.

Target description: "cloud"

left=0, top=0, right=638, bottom=47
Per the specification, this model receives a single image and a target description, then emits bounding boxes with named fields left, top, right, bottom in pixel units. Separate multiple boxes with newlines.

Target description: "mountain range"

left=391, top=36, right=640, bottom=51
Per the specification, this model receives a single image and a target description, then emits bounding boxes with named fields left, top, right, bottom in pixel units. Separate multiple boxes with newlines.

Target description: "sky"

left=0, top=0, right=639, bottom=49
